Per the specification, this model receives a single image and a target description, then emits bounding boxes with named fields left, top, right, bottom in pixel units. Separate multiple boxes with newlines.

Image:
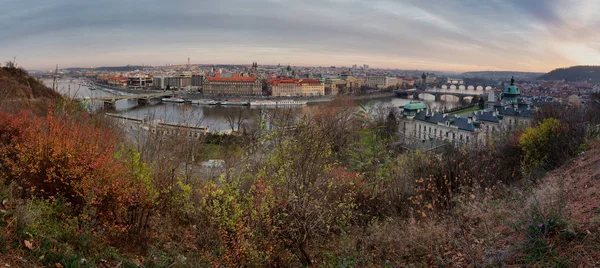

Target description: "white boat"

left=191, top=99, right=218, bottom=105
left=162, top=97, right=185, bottom=104
left=276, top=100, right=308, bottom=106
left=249, top=100, right=277, bottom=106
left=220, top=100, right=249, bottom=106
left=250, top=100, right=307, bottom=106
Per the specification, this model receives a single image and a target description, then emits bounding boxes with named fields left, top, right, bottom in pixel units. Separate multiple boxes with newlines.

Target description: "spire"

left=510, top=76, right=515, bottom=86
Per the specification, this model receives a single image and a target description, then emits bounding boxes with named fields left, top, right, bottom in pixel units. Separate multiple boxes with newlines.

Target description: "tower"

left=421, top=72, right=427, bottom=89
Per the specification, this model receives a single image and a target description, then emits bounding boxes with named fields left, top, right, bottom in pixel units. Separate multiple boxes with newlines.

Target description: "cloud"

left=0, top=0, right=597, bottom=72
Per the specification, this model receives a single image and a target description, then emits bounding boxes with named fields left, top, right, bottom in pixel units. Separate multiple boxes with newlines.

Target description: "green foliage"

left=519, top=118, right=562, bottom=174
left=16, top=199, right=90, bottom=267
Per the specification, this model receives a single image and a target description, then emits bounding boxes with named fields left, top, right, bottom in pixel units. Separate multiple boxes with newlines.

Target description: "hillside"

left=538, top=65, right=600, bottom=82
left=461, top=71, right=544, bottom=81
left=0, top=66, right=59, bottom=100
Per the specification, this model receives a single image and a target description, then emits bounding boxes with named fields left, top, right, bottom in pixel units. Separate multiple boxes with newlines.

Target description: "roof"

left=504, top=85, right=520, bottom=95
left=474, top=110, right=500, bottom=123
left=268, top=78, right=300, bottom=86
left=404, top=102, right=427, bottom=110
left=205, top=72, right=257, bottom=82
left=503, top=77, right=521, bottom=95
left=413, top=111, right=477, bottom=132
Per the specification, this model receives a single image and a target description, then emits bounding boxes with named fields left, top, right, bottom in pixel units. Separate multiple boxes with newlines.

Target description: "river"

left=47, top=79, right=486, bottom=132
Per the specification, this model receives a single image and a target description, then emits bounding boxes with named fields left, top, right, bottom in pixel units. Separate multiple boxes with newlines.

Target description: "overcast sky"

left=1, top=0, right=599, bottom=72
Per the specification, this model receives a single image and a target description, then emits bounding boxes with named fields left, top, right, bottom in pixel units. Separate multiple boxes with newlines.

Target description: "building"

left=203, top=72, right=262, bottom=96
left=267, top=78, right=325, bottom=97
left=191, top=75, right=203, bottom=90
left=365, top=76, right=401, bottom=89
left=299, top=79, right=325, bottom=96
left=399, top=102, right=484, bottom=146
left=153, top=76, right=164, bottom=89
left=127, top=75, right=153, bottom=89
left=107, top=76, right=127, bottom=88
left=163, top=75, right=192, bottom=90
left=269, top=79, right=302, bottom=97
left=365, top=76, right=387, bottom=89
left=492, top=77, right=534, bottom=130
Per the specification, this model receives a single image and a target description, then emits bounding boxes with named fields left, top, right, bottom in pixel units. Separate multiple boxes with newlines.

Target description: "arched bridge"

left=440, top=84, right=495, bottom=91
left=395, top=89, right=482, bottom=104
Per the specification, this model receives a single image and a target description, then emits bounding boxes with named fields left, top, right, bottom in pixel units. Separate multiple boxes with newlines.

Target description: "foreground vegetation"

left=1, top=66, right=600, bottom=267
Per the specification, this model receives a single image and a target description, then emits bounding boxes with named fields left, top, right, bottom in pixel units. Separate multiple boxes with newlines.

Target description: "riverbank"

left=90, top=80, right=395, bottom=104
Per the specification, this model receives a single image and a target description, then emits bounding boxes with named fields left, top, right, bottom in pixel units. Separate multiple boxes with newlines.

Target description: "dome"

left=404, top=101, right=427, bottom=110
left=503, top=76, right=520, bottom=96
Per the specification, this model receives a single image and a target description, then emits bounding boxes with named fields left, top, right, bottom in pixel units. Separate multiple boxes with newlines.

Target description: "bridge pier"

left=138, top=98, right=149, bottom=106
left=413, top=91, right=420, bottom=100
left=103, top=101, right=116, bottom=110
left=434, top=94, right=441, bottom=101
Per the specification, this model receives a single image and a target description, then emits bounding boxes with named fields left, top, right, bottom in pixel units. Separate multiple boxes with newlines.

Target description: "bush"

left=0, top=108, right=152, bottom=229
left=519, top=118, right=578, bottom=175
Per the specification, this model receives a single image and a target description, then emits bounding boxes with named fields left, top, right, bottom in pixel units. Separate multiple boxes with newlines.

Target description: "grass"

left=450, top=105, right=480, bottom=116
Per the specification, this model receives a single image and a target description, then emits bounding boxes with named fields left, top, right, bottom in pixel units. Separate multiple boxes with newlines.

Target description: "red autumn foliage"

left=0, top=108, right=147, bottom=224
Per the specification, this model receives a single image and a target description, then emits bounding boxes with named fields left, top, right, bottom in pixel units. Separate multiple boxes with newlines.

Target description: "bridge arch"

left=459, top=85, right=466, bottom=90
left=467, top=85, right=475, bottom=90
left=450, top=85, right=457, bottom=90
left=485, top=86, right=492, bottom=90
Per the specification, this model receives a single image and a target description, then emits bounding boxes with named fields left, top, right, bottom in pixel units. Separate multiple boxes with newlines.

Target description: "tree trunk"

left=297, top=244, right=312, bottom=266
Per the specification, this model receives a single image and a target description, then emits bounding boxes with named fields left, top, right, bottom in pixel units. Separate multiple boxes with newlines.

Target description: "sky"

left=1, top=0, right=599, bottom=72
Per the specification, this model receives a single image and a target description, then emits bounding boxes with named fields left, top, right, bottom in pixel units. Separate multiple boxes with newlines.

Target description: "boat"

left=191, top=99, right=218, bottom=105
left=275, top=100, right=307, bottom=106
left=219, top=100, right=249, bottom=106
left=250, top=100, right=307, bottom=106
left=162, top=97, right=186, bottom=104
left=249, top=100, right=277, bottom=106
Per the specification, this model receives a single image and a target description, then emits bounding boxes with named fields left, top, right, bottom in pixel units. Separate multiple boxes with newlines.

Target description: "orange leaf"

left=24, top=240, right=33, bottom=250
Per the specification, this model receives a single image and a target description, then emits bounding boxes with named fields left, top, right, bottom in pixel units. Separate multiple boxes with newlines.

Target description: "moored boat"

left=220, top=100, right=249, bottom=106
left=162, top=97, right=185, bottom=104
left=250, top=100, right=307, bottom=106
left=191, top=99, right=218, bottom=105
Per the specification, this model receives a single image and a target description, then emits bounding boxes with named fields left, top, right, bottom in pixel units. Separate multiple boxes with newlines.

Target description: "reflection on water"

left=45, top=79, right=467, bottom=132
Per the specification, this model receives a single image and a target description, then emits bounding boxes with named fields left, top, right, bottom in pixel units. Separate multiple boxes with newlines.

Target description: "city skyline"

left=1, top=0, right=599, bottom=72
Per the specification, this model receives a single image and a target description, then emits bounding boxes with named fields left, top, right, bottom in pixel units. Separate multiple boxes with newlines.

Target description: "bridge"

left=88, top=92, right=174, bottom=102
left=395, top=89, right=483, bottom=104
left=86, top=92, right=175, bottom=109
left=440, top=84, right=495, bottom=91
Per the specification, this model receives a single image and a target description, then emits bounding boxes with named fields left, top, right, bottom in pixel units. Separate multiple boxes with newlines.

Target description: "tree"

left=471, top=95, right=480, bottom=105
left=165, top=85, right=171, bottom=91
left=478, top=95, right=485, bottom=109
left=384, top=109, right=398, bottom=138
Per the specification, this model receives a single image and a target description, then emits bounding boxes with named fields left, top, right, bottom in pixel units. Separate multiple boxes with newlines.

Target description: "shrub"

left=519, top=118, right=569, bottom=174
left=0, top=108, right=151, bottom=229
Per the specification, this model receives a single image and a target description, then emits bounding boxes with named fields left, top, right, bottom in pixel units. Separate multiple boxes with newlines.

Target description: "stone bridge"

left=395, top=89, right=482, bottom=104
left=440, top=84, right=495, bottom=91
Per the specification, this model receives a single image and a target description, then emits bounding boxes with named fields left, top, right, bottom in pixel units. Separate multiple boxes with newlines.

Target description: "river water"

left=47, top=79, right=489, bottom=132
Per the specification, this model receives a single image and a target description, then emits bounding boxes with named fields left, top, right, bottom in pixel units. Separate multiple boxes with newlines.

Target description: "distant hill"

left=66, top=65, right=146, bottom=72
left=538, top=65, right=600, bottom=82
left=0, top=66, right=59, bottom=100
left=461, top=71, right=544, bottom=81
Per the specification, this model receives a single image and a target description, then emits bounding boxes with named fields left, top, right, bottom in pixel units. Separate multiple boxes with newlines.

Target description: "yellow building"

left=300, top=79, right=325, bottom=96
